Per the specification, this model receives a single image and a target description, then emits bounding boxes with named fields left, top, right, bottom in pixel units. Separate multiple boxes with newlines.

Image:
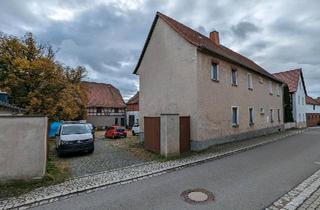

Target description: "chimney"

left=209, top=31, right=220, bottom=45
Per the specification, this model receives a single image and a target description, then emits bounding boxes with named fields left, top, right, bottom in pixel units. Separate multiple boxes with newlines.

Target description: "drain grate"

left=181, top=188, right=214, bottom=205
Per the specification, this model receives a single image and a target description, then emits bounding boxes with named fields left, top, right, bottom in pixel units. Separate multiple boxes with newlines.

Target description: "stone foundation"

left=191, top=125, right=285, bottom=151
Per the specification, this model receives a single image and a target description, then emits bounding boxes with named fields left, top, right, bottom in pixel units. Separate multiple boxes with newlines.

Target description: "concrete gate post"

left=160, top=114, right=180, bottom=157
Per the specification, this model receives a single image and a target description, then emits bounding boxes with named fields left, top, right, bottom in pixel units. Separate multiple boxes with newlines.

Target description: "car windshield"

left=62, top=124, right=90, bottom=135
left=116, top=128, right=125, bottom=132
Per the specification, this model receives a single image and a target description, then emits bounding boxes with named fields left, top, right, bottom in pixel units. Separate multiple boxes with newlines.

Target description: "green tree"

left=0, top=32, right=87, bottom=121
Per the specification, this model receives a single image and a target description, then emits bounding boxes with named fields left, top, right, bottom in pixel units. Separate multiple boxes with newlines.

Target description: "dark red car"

left=105, top=126, right=127, bottom=139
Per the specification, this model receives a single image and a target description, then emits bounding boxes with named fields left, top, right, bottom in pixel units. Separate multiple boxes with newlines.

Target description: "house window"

left=314, top=105, right=316, bottom=110
left=277, top=109, right=281, bottom=122
left=115, top=118, right=118, bottom=125
left=247, top=73, right=253, bottom=90
left=121, top=118, right=125, bottom=126
left=260, top=107, right=265, bottom=115
left=115, top=108, right=119, bottom=113
left=249, top=107, right=254, bottom=126
left=270, top=109, right=274, bottom=123
left=277, top=84, right=281, bottom=96
left=269, top=81, right=273, bottom=95
left=97, top=107, right=102, bottom=114
left=231, top=69, right=238, bottom=86
left=259, top=76, right=264, bottom=84
left=232, top=106, right=239, bottom=127
left=211, top=63, right=219, bottom=81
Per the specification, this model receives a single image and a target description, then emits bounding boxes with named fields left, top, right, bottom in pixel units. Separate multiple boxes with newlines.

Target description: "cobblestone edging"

left=0, top=129, right=307, bottom=210
left=266, top=168, right=320, bottom=210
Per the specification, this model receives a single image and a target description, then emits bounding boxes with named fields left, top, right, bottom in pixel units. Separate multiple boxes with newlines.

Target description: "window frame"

left=231, top=68, right=238, bottom=86
left=231, top=106, right=240, bottom=127
left=277, top=109, right=281, bottom=122
left=270, top=109, right=274, bottom=123
left=247, top=73, right=253, bottom=90
left=277, top=84, right=281, bottom=96
left=211, top=63, right=219, bottom=81
left=248, top=106, right=254, bottom=126
left=269, top=81, right=273, bottom=95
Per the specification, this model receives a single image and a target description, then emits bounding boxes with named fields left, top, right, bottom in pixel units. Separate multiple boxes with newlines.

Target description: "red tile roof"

left=81, top=81, right=126, bottom=108
left=306, top=96, right=320, bottom=105
left=273, top=69, right=306, bottom=93
left=134, top=12, right=282, bottom=83
left=127, top=91, right=139, bottom=105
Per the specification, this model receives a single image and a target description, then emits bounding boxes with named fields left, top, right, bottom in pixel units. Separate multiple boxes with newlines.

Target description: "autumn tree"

left=0, top=32, right=87, bottom=121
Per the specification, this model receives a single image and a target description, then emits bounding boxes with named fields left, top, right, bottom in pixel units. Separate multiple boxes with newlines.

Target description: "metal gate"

left=144, top=117, right=160, bottom=153
left=179, top=116, right=190, bottom=153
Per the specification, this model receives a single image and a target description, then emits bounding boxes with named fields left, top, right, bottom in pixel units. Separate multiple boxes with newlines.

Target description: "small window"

left=211, top=63, right=219, bottom=81
left=314, top=105, right=316, bottom=110
left=97, top=107, right=102, bottom=114
left=260, top=107, right=265, bottom=115
left=115, top=118, right=118, bottom=125
left=269, top=81, right=273, bottom=95
left=247, top=73, right=253, bottom=90
left=231, top=69, right=238, bottom=86
left=249, top=107, right=254, bottom=125
left=232, top=106, right=239, bottom=127
left=270, top=109, right=274, bottom=123
left=115, top=108, right=119, bottom=113
left=259, top=76, right=264, bottom=84
left=277, top=109, right=281, bottom=122
left=277, top=84, right=281, bottom=96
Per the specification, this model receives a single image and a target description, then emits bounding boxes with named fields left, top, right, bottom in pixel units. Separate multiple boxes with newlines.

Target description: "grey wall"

left=0, top=116, right=47, bottom=181
left=87, top=115, right=125, bottom=129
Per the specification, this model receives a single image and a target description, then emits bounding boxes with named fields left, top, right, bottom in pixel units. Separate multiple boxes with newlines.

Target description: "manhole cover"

left=181, top=188, right=214, bottom=205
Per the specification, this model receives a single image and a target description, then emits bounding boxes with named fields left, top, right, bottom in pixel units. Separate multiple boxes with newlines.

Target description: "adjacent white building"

left=273, top=69, right=307, bottom=128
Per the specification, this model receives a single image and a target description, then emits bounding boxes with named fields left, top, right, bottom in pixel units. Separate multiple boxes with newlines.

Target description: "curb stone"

left=266, top=157, right=320, bottom=208
left=0, top=129, right=307, bottom=210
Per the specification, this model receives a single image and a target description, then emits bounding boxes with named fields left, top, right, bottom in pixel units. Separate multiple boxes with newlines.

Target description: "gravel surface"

left=64, top=138, right=146, bottom=177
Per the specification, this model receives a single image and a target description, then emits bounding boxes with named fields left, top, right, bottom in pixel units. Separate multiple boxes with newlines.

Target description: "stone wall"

left=0, top=116, right=47, bottom=181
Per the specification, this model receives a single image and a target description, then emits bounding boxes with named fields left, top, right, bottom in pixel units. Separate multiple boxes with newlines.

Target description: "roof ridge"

left=273, top=68, right=302, bottom=75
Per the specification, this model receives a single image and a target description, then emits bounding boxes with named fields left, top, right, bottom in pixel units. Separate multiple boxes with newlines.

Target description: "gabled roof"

left=133, top=12, right=282, bottom=84
left=127, top=91, right=139, bottom=105
left=273, top=68, right=307, bottom=94
left=81, top=81, right=126, bottom=108
left=306, top=96, right=320, bottom=105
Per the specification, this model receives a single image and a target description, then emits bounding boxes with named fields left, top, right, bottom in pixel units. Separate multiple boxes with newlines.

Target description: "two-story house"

left=81, top=81, right=126, bottom=129
left=126, top=91, right=139, bottom=128
left=273, top=69, right=307, bottom=128
left=134, top=12, right=284, bottom=151
left=305, top=96, right=320, bottom=127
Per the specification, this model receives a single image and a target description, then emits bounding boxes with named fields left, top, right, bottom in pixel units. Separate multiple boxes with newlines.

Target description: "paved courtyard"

left=64, top=137, right=147, bottom=177
left=298, top=188, right=320, bottom=210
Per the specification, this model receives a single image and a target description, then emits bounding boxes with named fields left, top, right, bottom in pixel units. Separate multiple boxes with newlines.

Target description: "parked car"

left=131, top=124, right=140, bottom=136
left=55, top=122, right=94, bottom=156
left=105, top=126, right=127, bottom=139
left=86, top=123, right=96, bottom=140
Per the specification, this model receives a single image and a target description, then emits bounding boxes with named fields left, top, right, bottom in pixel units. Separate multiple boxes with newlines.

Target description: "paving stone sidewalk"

left=267, top=168, right=320, bottom=210
left=298, top=188, right=320, bottom=210
left=0, top=129, right=306, bottom=210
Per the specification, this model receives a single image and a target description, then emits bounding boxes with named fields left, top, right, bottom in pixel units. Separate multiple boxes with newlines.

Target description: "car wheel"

left=132, top=131, right=135, bottom=136
left=57, top=149, right=64, bottom=157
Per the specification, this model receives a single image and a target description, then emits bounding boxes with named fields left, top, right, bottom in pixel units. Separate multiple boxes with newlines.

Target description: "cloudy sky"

left=1, top=0, right=320, bottom=99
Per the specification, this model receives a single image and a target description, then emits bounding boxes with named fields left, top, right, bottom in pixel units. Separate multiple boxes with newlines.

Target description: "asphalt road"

left=33, top=128, right=320, bottom=210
